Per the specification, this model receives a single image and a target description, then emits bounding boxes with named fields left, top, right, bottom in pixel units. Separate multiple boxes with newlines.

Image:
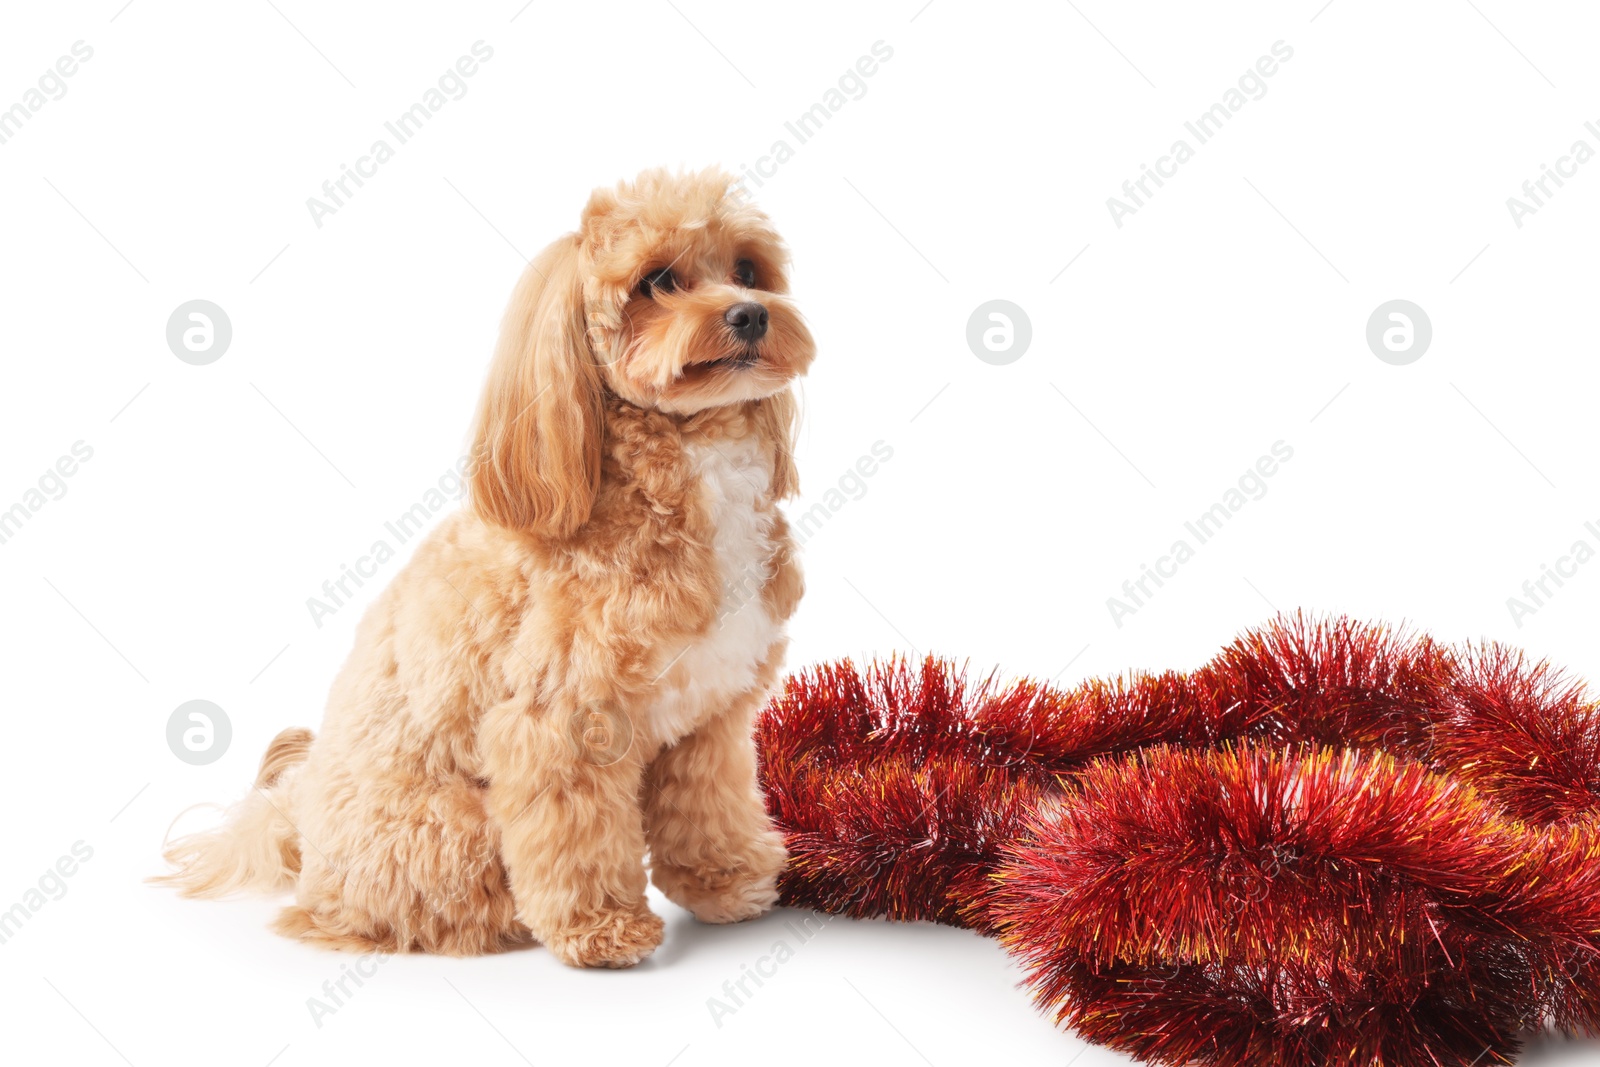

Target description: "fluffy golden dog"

left=157, top=168, right=814, bottom=967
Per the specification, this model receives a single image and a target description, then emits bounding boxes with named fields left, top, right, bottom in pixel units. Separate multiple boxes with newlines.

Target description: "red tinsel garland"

left=755, top=614, right=1600, bottom=1067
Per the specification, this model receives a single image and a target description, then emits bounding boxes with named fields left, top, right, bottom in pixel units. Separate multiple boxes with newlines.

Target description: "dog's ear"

left=752, top=388, right=800, bottom=499
left=469, top=235, right=603, bottom=537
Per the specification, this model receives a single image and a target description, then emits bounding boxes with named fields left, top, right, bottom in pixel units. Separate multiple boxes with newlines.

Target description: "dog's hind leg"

left=276, top=775, right=525, bottom=956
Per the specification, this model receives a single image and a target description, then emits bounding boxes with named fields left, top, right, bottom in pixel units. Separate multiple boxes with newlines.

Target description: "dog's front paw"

left=677, top=868, right=781, bottom=924
left=656, top=838, right=785, bottom=924
left=544, top=909, right=665, bottom=969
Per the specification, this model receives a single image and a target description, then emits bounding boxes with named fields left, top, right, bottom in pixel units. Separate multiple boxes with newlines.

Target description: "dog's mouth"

left=687, top=348, right=760, bottom=374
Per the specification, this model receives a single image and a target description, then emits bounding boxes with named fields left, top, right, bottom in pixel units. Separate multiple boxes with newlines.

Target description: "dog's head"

left=470, top=168, right=815, bottom=536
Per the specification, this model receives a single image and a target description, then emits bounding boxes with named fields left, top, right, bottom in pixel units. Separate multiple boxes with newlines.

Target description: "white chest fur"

left=643, top=435, right=782, bottom=743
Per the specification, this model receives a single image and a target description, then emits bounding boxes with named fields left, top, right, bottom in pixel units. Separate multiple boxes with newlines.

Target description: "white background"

left=2, top=1, right=1599, bottom=1064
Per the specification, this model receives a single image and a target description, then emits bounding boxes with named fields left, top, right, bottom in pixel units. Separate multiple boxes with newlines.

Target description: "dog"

left=157, top=168, right=815, bottom=968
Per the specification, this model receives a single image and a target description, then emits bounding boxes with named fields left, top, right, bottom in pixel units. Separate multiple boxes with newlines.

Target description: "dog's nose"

left=724, top=301, right=769, bottom=341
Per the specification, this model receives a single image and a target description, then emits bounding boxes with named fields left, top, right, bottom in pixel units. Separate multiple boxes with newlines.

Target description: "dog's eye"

left=638, top=268, right=676, bottom=298
left=733, top=259, right=757, bottom=288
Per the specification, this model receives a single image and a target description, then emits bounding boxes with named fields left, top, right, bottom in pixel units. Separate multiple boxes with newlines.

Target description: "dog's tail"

left=152, top=727, right=314, bottom=898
